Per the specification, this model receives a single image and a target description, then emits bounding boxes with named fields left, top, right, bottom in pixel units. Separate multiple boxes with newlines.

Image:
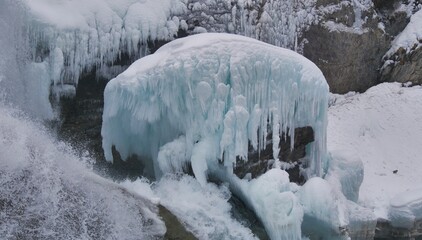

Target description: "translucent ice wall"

left=102, top=33, right=329, bottom=182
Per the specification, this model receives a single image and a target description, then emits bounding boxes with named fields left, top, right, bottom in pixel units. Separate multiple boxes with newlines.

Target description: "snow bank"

left=328, top=83, right=422, bottom=219
left=389, top=189, right=422, bottom=229
left=102, top=33, right=329, bottom=183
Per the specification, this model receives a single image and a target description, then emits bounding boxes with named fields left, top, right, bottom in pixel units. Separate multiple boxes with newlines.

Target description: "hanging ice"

left=102, top=33, right=329, bottom=182
left=25, top=0, right=187, bottom=83
left=10, top=0, right=187, bottom=120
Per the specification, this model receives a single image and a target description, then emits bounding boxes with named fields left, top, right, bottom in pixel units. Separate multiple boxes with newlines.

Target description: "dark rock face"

left=301, top=0, right=418, bottom=94
left=58, top=71, right=145, bottom=181
left=375, top=218, right=422, bottom=239
left=234, top=126, right=314, bottom=184
left=159, top=205, right=198, bottom=240
left=381, top=46, right=422, bottom=85
left=379, top=10, right=409, bottom=37
left=58, top=70, right=106, bottom=161
left=301, top=0, right=395, bottom=94
left=229, top=195, right=270, bottom=240
left=303, top=24, right=390, bottom=93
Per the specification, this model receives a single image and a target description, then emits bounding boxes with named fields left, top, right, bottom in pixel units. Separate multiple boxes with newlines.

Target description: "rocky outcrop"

left=379, top=3, right=421, bottom=85
left=301, top=0, right=398, bottom=94
left=234, top=127, right=314, bottom=184
left=381, top=46, right=422, bottom=85
left=375, top=218, right=422, bottom=239
left=302, top=24, right=390, bottom=93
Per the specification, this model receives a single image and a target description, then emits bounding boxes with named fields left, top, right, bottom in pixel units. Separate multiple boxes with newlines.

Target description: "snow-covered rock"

left=381, top=9, right=422, bottom=85
left=385, top=8, right=422, bottom=58
left=101, top=33, right=329, bottom=184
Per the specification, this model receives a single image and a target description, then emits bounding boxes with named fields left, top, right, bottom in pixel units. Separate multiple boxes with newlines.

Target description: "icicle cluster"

left=25, top=0, right=187, bottom=87
left=180, top=0, right=318, bottom=50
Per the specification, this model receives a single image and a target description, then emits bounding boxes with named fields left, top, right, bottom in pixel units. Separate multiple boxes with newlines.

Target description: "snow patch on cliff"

left=385, top=9, right=422, bottom=57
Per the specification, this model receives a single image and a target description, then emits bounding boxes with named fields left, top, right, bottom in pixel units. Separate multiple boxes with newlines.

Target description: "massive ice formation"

left=102, top=33, right=329, bottom=183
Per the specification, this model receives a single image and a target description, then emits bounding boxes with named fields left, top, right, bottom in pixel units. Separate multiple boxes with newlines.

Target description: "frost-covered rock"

left=102, top=33, right=329, bottom=184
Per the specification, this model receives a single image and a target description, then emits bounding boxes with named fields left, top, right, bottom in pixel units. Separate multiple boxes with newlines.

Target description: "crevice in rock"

left=234, top=126, right=314, bottom=184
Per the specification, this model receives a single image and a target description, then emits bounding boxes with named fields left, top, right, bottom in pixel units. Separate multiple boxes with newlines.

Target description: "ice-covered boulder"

left=102, top=33, right=329, bottom=184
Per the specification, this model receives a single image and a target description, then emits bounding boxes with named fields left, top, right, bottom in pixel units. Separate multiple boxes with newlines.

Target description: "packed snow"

left=328, top=83, right=422, bottom=220
left=102, top=33, right=329, bottom=183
